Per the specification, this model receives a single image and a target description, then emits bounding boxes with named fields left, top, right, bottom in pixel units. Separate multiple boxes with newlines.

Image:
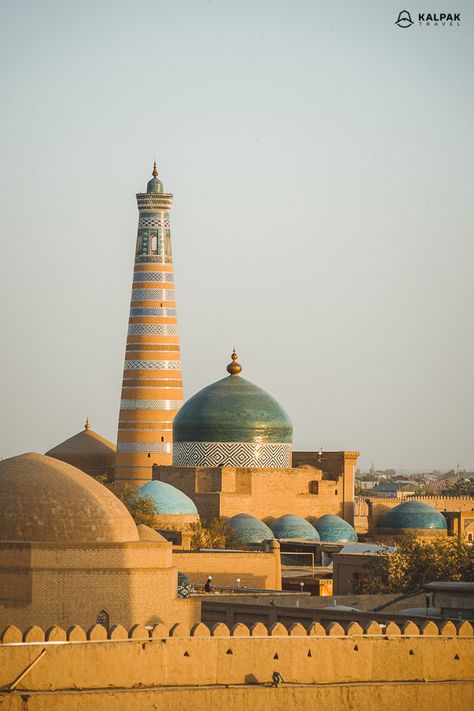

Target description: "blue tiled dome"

left=137, top=481, right=198, bottom=515
left=270, top=514, right=321, bottom=541
left=172, top=352, right=292, bottom=468
left=225, top=513, right=274, bottom=546
left=313, top=514, right=358, bottom=542
left=378, top=501, right=447, bottom=531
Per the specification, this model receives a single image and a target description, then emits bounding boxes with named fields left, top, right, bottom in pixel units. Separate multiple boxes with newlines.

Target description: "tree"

left=189, top=519, right=248, bottom=550
left=117, top=484, right=157, bottom=527
left=96, top=475, right=157, bottom=527
left=359, top=534, right=474, bottom=594
left=442, top=478, right=474, bottom=497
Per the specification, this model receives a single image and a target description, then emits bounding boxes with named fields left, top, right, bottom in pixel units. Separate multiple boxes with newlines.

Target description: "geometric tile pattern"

left=127, top=324, right=179, bottom=336
left=124, top=360, right=182, bottom=370
left=172, top=441, right=292, bottom=468
left=121, top=398, right=182, bottom=410
left=130, top=307, right=177, bottom=317
left=117, top=441, right=172, bottom=453
left=138, top=217, right=163, bottom=228
left=133, top=271, right=175, bottom=282
left=131, top=288, right=176, bottom=302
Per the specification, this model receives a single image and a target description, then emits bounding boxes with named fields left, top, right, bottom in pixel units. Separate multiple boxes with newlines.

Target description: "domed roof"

left=173, top=352, right=292, bottom=468
left=225, top=513, right=274, bottom=546
left=137, top=480, right=198, bottom=515
left=313, top=514, right=358, bottom=542
left=146, top=161, right=163, bottom=194
left=378, top=500, right=447, bottom=531
left=45, top=418, right=116, bottom=476
left=0, top=453, right=138, bottom=543
left=270, top=514, right=320, bottom=541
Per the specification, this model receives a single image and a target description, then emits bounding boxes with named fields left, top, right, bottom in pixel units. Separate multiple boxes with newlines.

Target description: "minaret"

left=115, top=163, right=183, bottom=486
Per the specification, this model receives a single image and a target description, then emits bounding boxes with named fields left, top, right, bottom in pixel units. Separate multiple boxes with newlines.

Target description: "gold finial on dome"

left=226, top=348, right=242, bottom=376
left=152, top=161, right=158, bottom=177
left=85, top=416, right=91, bottom=431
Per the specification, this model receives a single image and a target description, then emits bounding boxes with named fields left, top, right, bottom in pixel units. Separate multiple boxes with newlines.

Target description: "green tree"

left=360, top=534, right=474, bottom=594
left=442, top=478, right=474, bottom=496
left=96, top=476, right=157, bottom=527
left=189, top=519, right=248, bottom=550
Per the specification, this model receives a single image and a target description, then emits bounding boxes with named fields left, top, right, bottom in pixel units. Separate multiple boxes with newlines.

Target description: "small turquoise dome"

left=270, top=514, right=321, bottom=541
left=147, top=176, right=163, bottom=194
left=225, top=513, right=274, bottom=546
left=378, top=501, right=447, bottom=531
left=146, top=162, right=163, bottom=194
left=137, top=480, right=198, bottom=515
left=313, top=514, right=358, bottom=542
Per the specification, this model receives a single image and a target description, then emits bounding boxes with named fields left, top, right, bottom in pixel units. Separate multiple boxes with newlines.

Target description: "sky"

left=0, top=1, right=473, bottom=471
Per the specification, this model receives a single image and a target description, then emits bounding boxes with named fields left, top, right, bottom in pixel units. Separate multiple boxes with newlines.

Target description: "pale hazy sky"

left=0, top=1, right=473, bottom=470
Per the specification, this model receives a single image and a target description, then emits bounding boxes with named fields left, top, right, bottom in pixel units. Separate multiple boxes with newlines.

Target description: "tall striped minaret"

left=115, top=163, right=183, bottom=486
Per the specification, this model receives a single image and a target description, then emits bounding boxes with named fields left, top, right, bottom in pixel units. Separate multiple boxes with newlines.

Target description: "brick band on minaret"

left=115, top=164, right=183, bottom=485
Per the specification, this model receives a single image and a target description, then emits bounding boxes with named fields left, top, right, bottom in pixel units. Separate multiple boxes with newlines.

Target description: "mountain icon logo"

left=395, top=10, right=414, bottom=28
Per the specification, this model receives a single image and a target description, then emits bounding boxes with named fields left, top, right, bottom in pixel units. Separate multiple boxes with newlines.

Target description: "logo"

left=395, top=10, right=461, bottom=28
left=395, top=10, right=414, bottom=28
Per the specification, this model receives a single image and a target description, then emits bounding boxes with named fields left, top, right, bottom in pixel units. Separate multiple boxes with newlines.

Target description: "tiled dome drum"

left=172, top=351, right=292, bottom=468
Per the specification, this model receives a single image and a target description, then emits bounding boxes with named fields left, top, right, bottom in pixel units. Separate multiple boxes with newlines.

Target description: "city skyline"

left=0, top=1, right=473, bottom=470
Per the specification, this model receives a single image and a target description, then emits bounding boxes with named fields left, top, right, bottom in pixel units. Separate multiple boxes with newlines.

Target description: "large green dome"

left=172, top=352, right=292, bottom=468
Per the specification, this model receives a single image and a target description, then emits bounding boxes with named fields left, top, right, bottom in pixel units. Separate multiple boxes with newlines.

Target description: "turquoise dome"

left=378, top=501, right=447, bottom=531
left=313, top=514, right=358, bottom=542
left=225, top=513, right=274, bottom=546
left=173, top=375, right=292, bottom=444
left=270, top=514, right=321, bottom=541
left=147, top=176, right=163, bottom=194
left=173, top=353, right=293, bottom=468
left=146, top=162, right=164, bottom=194
left=137, top=481, right=198, bottom=515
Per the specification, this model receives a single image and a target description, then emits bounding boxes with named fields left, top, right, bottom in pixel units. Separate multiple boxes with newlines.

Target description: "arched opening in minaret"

left=151, top=234, right=158, bottom=253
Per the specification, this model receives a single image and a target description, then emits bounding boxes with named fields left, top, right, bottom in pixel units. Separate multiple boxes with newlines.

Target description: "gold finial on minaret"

left=85, top=416, right=91, bottom=431
left=226, top=348, right=242, bottom=376
left=152, top=161, right=158, bottom=177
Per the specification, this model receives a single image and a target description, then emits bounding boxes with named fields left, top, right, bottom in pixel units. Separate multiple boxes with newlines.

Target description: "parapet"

left=1, top=618, right=472, bottom=644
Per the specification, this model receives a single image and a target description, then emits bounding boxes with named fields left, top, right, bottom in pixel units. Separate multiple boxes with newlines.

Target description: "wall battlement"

left=1, top=618, right=472, bottom=644
left=0, top=620, right=472, bottom=707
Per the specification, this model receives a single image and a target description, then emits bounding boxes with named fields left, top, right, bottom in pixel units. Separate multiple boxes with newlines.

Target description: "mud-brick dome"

left=45, top=418, right=116, bottom=479
left=173, top=351, right=293, bottom=468
left=0, top=453, right=138, bottom=543
left=378, top=500, right=447, bottom=534
left=137, top=481, right=198, bottom=515
left=313, top=514, right=358, bottom=542
left=225, top=513, right=274, bottom=546
left=270, top=514, right=320, bottom=541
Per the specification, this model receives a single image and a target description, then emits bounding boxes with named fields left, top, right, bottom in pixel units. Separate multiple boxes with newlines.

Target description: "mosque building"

left=115, top=163, right=183, bottom=486
left=150, top=350, right=360, bottom=530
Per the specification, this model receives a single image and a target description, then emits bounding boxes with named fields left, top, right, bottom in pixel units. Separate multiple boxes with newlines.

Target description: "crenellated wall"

left=0, top=619, right=472, bottom=710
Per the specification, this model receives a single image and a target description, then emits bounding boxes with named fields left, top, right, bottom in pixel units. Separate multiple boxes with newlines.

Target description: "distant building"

left=371, top=481, right=418, bottom=498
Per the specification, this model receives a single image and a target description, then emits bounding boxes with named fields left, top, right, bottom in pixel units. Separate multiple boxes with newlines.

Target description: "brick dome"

left=0, top=453, right=139, bottom=543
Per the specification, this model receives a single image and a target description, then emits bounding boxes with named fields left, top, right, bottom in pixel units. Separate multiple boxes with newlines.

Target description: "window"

left=96, top=610, right=110, bottom=628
